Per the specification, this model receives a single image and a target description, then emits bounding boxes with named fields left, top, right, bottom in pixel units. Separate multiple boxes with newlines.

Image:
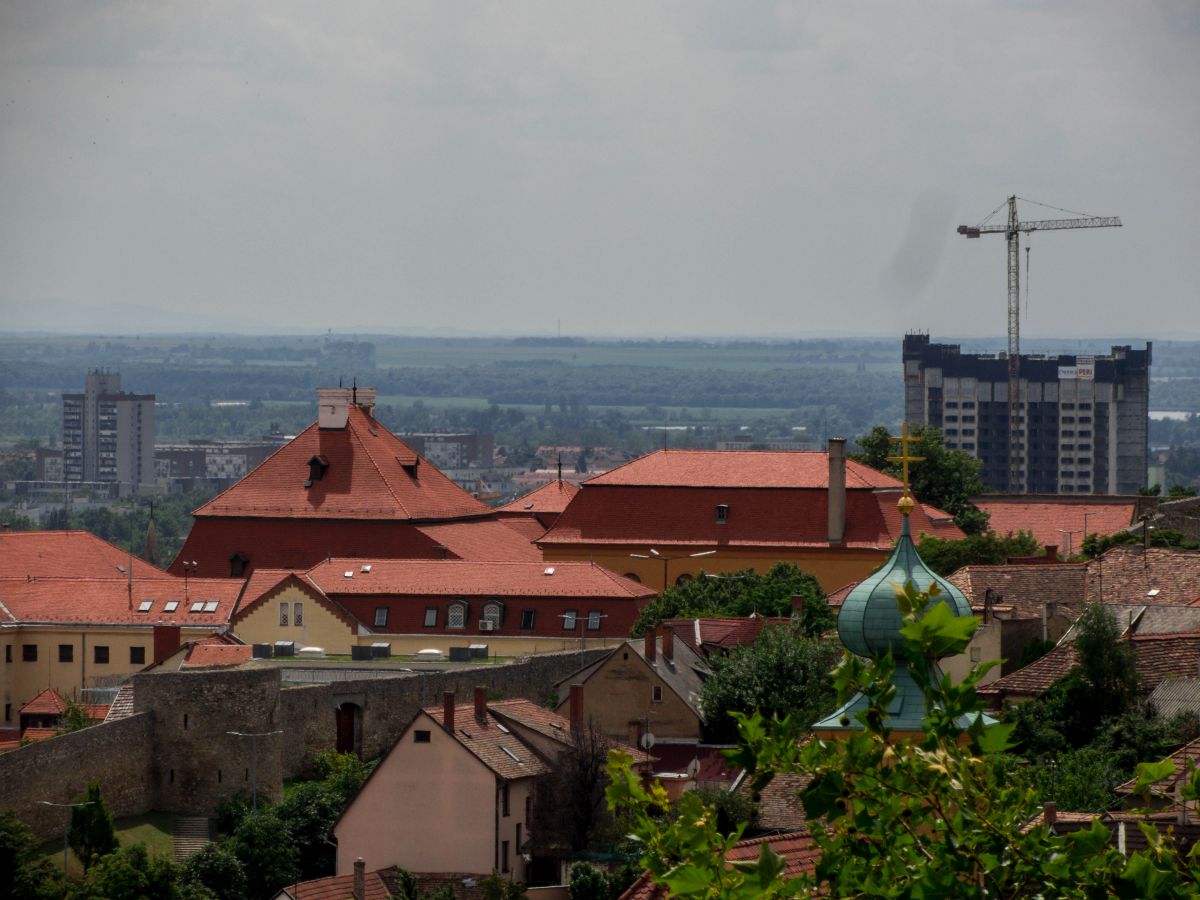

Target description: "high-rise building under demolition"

left=62, top=370, right=155, bottom=494
left=903, top=335, right=1150, bottom=495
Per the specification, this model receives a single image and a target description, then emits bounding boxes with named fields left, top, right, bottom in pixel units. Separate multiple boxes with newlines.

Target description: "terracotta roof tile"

left=0, top=530, right=163, bottom=579
left=588, top=450, right=901, bottom=489
left=1115, top=735, right=1200, bottom=799
left=182, top=644, right=253, bottom=668
left=494, top=517, right=550, bottom=542
left=83, top=704, right=110, bottom=721
left=735, top=770, right=813, bottom=833
left=0, top=575, right=244, bottom=626
left=660, top=616, right=791, bottom=655
left=19, top=687, right=67, bottom=716
left=424, top=703, right=553, bottom=781
left=947, top=564, right=1088, bottom=619
left=1087, top=546, right=1200, bottom=606
left=497, top=479, right=580, bottom=515
left=278, top=870, right=392, bottom=900
left=20, top=727, right=58, bottom=743
left=620, top=831, right=819, bottom=899
left=105, top=684, right=135, bottom=722
left=414, top=520, right=542, bottom=562
left=306, top=559, right=656, bottom=600
left=974, top=496, right=1138, bottom=549
left=193, top=405, right=490, bottom=521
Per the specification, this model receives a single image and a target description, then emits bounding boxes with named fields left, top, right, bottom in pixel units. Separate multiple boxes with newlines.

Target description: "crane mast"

left=957, top=196, right=1121, bottom=494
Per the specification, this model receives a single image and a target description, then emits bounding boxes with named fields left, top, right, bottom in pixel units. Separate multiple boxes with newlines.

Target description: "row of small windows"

left=133, top=598, right=220, bottom=614
left=279, top=602, right=304, bottom=627
left=371, top=603, right=605, bottom=631
left=6, top=644, right=144, bottom=665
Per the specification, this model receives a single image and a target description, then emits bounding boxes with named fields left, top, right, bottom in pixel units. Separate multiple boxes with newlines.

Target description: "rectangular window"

left=562, top=610, right=577, bottom=631
left=293, top=603, right=303, bottom=627
left=58, top=644, right=73, bottom=663
left=424, top=607, right=438, bottom=628
left=4, top=703, right=9, bottom=722
left=651, top=685, right=663, bottom=703
left=137, top=600, right=153, bottom=613
left=130, top=646, right=146, bottom=665
left=414, top=730, right=432, bottom=743
left=22, top=644, right=37, bottom=662
left=94, top=646, right=109, bottom=665
left=587, top=610, right=603, bottom=631
left=374, top=607, right=388, bottom=628
left=501, top=840, right=510, bottom=873
left=520, top=609, right=536, bottom=630
left=5, top=645, right=10, bottom=663
left=164, top=600, right=179, bottom=613
left=279, top=602, right=288, bottom=627
left=502, top=783, right=510, bottom=816
left=516, top=823, right=522, bottom=858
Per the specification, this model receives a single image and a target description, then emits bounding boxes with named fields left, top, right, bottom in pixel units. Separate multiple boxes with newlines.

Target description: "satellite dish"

left=686, top=758, right=701, bottom=778
left=640, top=732, right=656, bottom=750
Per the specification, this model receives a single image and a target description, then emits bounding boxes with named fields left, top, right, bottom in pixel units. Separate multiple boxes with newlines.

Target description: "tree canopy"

left=698, top=624, right=838, bottom=743
left=631, top=563, right=832, bottom=637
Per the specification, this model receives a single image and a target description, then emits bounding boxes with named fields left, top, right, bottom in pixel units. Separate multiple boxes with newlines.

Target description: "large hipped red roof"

left=306, top=558, right=656, bottom=600
left=0, top=575, right=244, bottom=626
left=0, top=530, right=163, bottom=579
left=193, top=405, right=490, bottom=521
left=586, top=449, right=901, bottom=489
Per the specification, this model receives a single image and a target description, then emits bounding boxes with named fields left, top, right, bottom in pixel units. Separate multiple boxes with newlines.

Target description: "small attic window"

left=716, top=503, right=730, bottom=524
left=344, top=570, right=354, bottom=579
left=396, top=454, right=420, bottom=475
left=523, top=502, right=534, bottom=510
left=164, top=600, right=180, bottom=613
left=361, top=565, right=372, bottom=574
left=307, top=454, right=330, bottom=483
left=1148, top=588, right=1160, bottom=597
left=544, top=567, right=555, bottom=576
left=203, top=600, right=219, bottom=613
left=137, top=600, right=153, bottom=613
left=190, top=601, right=205, bottom=613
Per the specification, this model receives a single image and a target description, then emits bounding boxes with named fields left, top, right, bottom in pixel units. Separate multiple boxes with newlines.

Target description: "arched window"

left=623, top=572, right=642, bottom=583
left=447, top=602, right=467, bottom=629
left=675, top=573, right=694, bottom=586
left=230, top=553, right=248, bottom=578
left=482, top=602, right=503, bottom=629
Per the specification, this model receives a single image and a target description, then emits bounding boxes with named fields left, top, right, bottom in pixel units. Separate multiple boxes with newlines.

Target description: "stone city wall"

left=0, top=713, right=156, bottom=841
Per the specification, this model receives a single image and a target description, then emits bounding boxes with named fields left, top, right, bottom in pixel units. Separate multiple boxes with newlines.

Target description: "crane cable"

left=1025, top=245, right=1031, bottom=320
left=1015, top=196, right=1102, bottom=220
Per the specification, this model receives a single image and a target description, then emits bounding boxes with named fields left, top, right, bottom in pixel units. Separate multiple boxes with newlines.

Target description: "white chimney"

left=827, top=438, right=846, bottom=545
left=317, top=388, right=352, bottom=430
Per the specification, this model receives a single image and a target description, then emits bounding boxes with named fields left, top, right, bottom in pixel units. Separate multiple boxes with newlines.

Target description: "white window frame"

left=447, top=602, right=467, bottom=630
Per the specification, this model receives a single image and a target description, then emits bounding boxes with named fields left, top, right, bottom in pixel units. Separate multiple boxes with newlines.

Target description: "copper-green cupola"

left=813, top=426, right=991, bottom=734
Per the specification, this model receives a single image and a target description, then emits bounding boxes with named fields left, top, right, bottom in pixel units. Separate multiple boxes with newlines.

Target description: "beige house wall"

left=1, top=624, right=211, bottom=726
left=542, top=545, right=888, bottom=594
left=940, top=617, right=1002, bottom=687
left=233, top=584, right=357, bottom=655
left=556, top=650, right=701, bottom=743
left=335, top=711, right=533, bottom=879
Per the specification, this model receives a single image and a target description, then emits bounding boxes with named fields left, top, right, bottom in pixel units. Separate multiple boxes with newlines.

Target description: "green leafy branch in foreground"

left=607, top=583, right=1200, bottom=898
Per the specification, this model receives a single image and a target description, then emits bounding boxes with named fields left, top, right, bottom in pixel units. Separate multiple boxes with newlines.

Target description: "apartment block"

left=62, top=370, right=155, bottom=495
left=903, top=335, right=1151, bottom=494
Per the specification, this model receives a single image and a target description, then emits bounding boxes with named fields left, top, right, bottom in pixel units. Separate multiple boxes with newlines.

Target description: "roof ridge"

left=189, top=420, right=317, bottom=520
left=346, top=406, right=414, bottom=520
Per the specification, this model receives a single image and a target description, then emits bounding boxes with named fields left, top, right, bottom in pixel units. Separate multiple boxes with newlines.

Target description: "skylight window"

left=164, top=600, right=179, bottom=613
left=203, top=600, right=219, bottom=613
left=500, top=746, right=522, bottom=763
left=1147, top=588, right=1161, bottom=597
left=344, top=571, right=354, bottom=578
left=190, top=601, right=205, bottom=613
left=361, top=565, right=372, bottom=574
left=543, top=567, right=555, bottom=576
left=495, top=722, right=510, bottom=734
left=137, top=600, right=153, bottom=613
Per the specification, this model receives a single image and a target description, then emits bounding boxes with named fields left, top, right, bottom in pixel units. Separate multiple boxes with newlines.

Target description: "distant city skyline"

left=2, top=2, right=1197, bottom=339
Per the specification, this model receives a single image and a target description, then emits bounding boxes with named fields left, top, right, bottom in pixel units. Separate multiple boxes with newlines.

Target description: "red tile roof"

left=20, top=727, right=58, bottom=743
left=982, top=632, right=1200, bottom=702
left=541, top=482, right=961, bottom=550
left=974, top=496, right=1138, bottom=549
left=83, top=704, right=110, bottom=721
left=589, top=450, right=901, bottom=489
left=423, top=703, right=553, bottom=781
left=19, top=687, right=67, bottom=716
left=232, top=570, right=360, bottom=633
left=182, top=644, right=253, bottom=668
left=277, top=870, right=392, bottom=900
left=1087, top=546, right=1200, bottom=606
left=661, top=616, right=790, bottom=655
left=497, top=479, right=580, bottom=515
left=192, top=405, right=490, bottom=521
left=305, top=559, right=656, bottom=600
left=0, top=575, right=245, bottom=626
left=414, top=520, right=542, bottom=562
left=494, top=517, right=550, bottom=543
left=947, top=563, right=1088, bottom=619
left=1115, top=735, right=1200, bottom=800
left=0, top=530, right=163, bottom=579
left=620, top=831, right=819, bottom=899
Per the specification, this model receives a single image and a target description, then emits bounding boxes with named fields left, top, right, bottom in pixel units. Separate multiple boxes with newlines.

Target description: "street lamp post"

left=629, top=549, right=717, bottom=590
left=226, top=730, right=283, bottom=812
left=1056, top=528, right=1079, bottom=561
left=38, top=799, right=94, bottom=876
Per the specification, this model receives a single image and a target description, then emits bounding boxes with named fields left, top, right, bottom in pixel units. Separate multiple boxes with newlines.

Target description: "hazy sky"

left=1, top=1, right=1197, bottom=339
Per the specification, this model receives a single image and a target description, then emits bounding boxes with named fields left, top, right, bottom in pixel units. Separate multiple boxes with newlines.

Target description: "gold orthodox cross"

left=886, top=423, right=925, bottom=499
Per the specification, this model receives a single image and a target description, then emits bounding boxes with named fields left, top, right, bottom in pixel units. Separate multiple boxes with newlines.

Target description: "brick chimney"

left=661, top=626, right=674, bottom=662
left=644, top=626, right=657, bottom=664
left=317, top=387, right=353, bottom=430
left=569, top=683, right=584, bottom=731
left=153, top=625, right=182, bottom=663
left=442, top=691, right=455, bottom=733
left=827, top=438, right=846, bottom=545
left=474, top=686, right=488, bottom=723
left=353, top=858, right=366, bottom=900
left=1043, top=802, right=1057, bottom=827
